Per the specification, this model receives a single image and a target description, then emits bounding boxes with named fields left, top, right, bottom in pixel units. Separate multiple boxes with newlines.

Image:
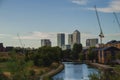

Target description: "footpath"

left=88, top=63, right=113, bottom=70
left=40, top=63, right=64, bottom=80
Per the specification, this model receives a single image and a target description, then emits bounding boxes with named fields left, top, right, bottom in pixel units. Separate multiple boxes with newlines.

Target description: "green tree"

left=72, top=43, right=82, bottom=60
left=115, top=51, right=120, bottom=59
left=87, top=47, right=97, bottom=62
left=79, top=53, right=85, bottom=62
left=62, top=49, right=72, bottom=61
left=33, top=46, right=62, bottom=67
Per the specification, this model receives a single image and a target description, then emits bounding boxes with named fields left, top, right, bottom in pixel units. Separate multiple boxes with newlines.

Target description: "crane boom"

left=17, top=34, right=23, bottom=47
left=113, top=12, right=120, bottom=29
left=17, top=33, right=25, bottom=53
left=94, top=6, right=102, bottom=32
left=94, top=6, right=104, bottom=45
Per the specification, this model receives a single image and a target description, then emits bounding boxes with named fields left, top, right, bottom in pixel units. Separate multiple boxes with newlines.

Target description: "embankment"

left=40, top=63, right=64, bottom=80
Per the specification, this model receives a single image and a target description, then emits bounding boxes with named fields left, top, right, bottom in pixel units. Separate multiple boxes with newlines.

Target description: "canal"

left=52, top=62, right=99, bottom=80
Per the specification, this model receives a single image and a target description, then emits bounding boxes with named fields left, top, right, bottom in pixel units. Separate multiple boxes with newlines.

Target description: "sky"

left=0, top=0, right=120, bottom=48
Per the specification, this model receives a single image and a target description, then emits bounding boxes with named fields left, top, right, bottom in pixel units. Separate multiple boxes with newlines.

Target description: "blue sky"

left=0, top=0, right=120, bottom=48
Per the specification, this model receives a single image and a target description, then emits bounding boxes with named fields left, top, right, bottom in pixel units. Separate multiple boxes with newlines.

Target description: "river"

left=52, top=62, right=99, bottom=80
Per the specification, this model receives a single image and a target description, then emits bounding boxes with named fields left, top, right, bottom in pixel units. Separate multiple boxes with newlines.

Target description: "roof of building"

left=74, top=30, right=80, bottom=33
left=101, top=46, right=120, bottom=51
left=107, top=40, right=120, bottom=44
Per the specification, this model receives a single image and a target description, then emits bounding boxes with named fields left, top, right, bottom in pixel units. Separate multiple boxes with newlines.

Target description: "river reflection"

left=53, top=62, right=98, bottom=80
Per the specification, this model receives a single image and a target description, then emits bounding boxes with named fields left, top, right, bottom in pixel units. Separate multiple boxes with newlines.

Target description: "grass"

left=0, top=60, right=59, bottom=80
left=114, top=65, right=120, bottom=71
left=0, top=62, right=12, bottom=72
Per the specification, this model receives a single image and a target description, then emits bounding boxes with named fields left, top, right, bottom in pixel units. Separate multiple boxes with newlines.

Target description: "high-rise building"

left=62, top=45, right=71, bottom=50
left=72, top=30, right=80, bottom=45
left=86, top=38, right=98, bottom=47
left=41, top=39, right=51, bottom=47
left=68, top=34, right=73, bottom=46
left=57, top=33, right=65, bottom=48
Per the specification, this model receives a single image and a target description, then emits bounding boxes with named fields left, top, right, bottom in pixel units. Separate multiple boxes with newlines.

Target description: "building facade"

left=62, top=45, right=71, bottom=50
left=98, top=47, right=120, bottom=64
left=68, top=34, right=73, bottom=45
left=68, top=34, right=73, bottom=49
left=57, top=33, right=65, bottom=48
left=41, top=39, right=51, bottom=47
left=86, top=38, right=98, bottom=47
left=105, top=40, right=120, bottom=49
left=72, top=30, right=80, bottom=45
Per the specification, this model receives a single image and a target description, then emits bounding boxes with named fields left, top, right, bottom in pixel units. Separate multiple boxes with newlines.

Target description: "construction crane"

left=17, top=33, right=25, bottom=53
left=113, top=12, right=120, bottom=30
left=94, top=6, right=104, bottom=46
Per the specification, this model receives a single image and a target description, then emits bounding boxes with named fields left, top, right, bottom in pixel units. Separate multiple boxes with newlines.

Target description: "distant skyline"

left=0, top=0, right=120, bottom=48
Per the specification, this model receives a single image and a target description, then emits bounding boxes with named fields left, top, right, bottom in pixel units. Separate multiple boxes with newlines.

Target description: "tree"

left=79, top=53, right=85, bottom=62
left=33, top=46, right=62, bottom=67
left=115, top=51, right=120, bottom=59
left=72, top=43, right=82, bottom=60
left=62, top=49, right=72, bottom=61
left=87, top=47, right=97, bottom=62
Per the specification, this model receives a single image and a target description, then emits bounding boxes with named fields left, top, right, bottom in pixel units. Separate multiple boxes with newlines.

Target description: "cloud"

left=71, top=0, right=88, bottom=5
left=13, top=31, right=58, bottom=47
left=88, top=0, right=120, bottom=13
left=81, top=32, right=97, bottom=38
left=14, top=31, right=56, bottom=40
left=0, top=34, right=12, bottom=38
left=106, top=33, right=120, bottom=37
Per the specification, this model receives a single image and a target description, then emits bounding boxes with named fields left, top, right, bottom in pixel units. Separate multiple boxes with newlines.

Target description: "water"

left=52, top=62, right=99, bottom=80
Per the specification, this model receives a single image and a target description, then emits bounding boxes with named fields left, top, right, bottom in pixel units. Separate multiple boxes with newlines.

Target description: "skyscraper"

left=86, top=38, right=98, bottom=47
left=68, top=34, right=73, bottom=45
left=57, top=33, right=65, bottom=48
left=72, top=30, right=80, bottom=45
left=41, top=39, right=51, bottom=47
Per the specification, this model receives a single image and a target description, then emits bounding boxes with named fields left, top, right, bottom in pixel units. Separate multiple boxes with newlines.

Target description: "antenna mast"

left=94, top=6, right=104, bottom=46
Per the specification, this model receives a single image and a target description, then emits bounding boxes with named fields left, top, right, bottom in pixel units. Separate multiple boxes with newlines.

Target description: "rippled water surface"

left=53, top=62, right=99, bottom=80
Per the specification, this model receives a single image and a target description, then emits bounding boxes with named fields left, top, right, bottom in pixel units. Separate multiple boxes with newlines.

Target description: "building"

left=0, top=43, right=4, bottom=52
left=72, top=30, right=80, bottom=45
left=98, top=46, right=120, bottom=64
left=68, top=34, right=73, bottom=49
left=41, top=39, right=51, bottom=47
left=105, top=40, right=120, bottom=49
left=86, top=38, right=98, bottom=47
left=68, top=34, right=73, bottom=45
left=62, top=45, right=71, bottom=50
left=57, top=33, right=65, bottom=48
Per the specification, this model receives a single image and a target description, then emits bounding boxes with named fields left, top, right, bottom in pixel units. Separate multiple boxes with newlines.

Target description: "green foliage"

left=33, top=46, right=62, bottom=67
left=87, top=47, right=97, bottom=62
left=115, top=51, right=120, bottom=59
left=79, top=53, right=85, bottom=61
left=72, top=43, right=83, bottom=60
left=89, top=73, right=100, bottom=80
left=90, top=70, right=120, bottom=80
left=0, top=58, right=10, bottom=62
left=72, top=43, right=82, bottom=53
left=0, top=73, right=9, bottom=80
left=43, top=76, right=52, bottom=80
left=5, top=50, right=36, bottom=80
left=62, top=49, right=72, bottom=60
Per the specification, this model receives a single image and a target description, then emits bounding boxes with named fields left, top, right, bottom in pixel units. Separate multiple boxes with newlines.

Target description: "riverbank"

left=40, top=63, right=64, bottom=80
left=88, top=63, right=113, bottom=71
